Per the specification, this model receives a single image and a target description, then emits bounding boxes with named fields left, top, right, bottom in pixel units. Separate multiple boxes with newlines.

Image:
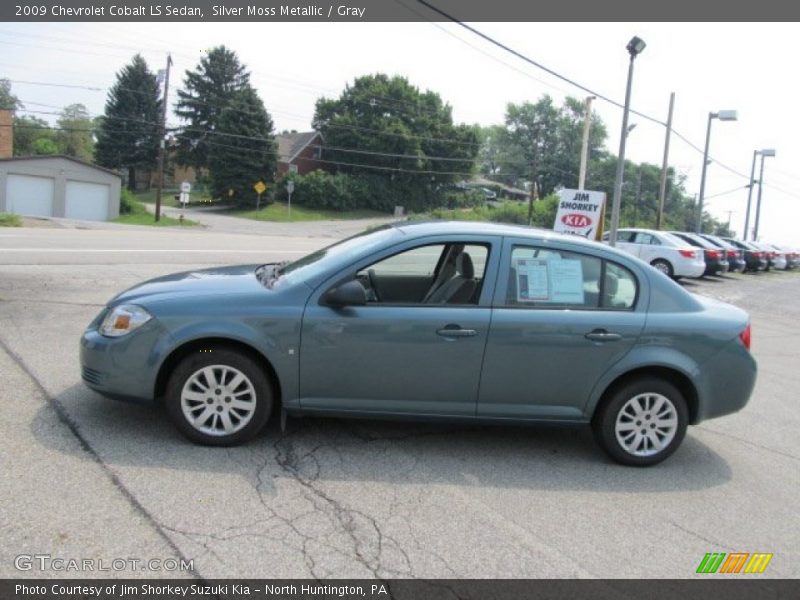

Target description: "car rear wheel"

left=592, top=377, right=688, bottom=466
left=165, top=348, right=273, bottom=445
left=650, top=259, right=674, bottom=279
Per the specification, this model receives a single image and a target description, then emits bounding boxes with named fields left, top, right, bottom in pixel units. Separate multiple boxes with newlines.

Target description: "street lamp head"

left=716, top=110, right=738, bottom=121
left=760, top=148, right=776, bottom=157
left=626, top=123, right=637, bottom=136
left=626, top=36, right=646, bottom=57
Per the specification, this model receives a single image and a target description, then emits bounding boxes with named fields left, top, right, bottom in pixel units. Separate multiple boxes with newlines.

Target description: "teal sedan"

left=80, top=221, right=756, bottom=466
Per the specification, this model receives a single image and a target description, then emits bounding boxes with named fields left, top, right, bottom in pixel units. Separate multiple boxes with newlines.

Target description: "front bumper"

left=80, top=318, right=168, bottom=403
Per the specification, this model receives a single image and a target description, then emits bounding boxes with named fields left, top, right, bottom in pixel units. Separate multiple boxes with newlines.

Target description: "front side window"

left=355, top=243, right=489, bottom=305
left=504, top=245, right=637, bottom=310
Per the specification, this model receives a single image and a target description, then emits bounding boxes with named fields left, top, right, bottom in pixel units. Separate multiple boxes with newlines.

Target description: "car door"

left=632, top=232, right=660, bottom=262
left=299, top=236, right=500, bottom=416
left=477, top=238, right=647, bottom=420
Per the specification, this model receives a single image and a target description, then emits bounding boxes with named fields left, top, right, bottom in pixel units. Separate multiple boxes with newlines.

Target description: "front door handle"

left=437, top=325, right=478, bottom=338
left=585, top=329, right=622, bottom=342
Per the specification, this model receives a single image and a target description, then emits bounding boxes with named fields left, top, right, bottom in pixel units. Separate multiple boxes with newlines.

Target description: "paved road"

left=1, top=226, right=798, bottom=579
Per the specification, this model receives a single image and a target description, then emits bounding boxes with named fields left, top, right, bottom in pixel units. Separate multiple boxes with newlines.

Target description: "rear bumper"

left=694, top=339, right=757, bottom=423
left=676, top=259, right=707, bottom=278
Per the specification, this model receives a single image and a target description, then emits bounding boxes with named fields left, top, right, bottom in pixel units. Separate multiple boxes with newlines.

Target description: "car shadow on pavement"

left=35, top=385, right=733, bottom=496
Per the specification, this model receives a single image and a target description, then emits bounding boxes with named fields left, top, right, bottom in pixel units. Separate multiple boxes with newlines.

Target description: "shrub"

left=119, top=188, right=137, bottom=215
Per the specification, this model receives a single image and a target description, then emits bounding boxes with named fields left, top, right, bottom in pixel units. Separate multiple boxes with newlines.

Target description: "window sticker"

left=515, top=259, right=550, bottom=301
left=514, top=257, right=585, bottom=304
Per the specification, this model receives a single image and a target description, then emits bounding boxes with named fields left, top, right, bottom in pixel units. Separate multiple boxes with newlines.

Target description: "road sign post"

left=253, top=181, right=267, bottom=210
left=286, top=180, right=295, bottom=219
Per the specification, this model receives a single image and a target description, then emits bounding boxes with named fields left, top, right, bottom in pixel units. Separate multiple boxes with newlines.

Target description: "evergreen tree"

left=175, top=46, right=250, bottom=170
left=207, top=86, right=277, bottom=204
left=95, top=55, right=161, bottom=190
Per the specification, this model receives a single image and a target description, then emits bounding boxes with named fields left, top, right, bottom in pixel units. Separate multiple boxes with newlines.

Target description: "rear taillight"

left=740, top=323, right=751, bottom=350
left=753, top=251, right=762, bottom=258
left=679, top=249, right=696, bottom=258
left=706, top=249, right=720, bottom=259
left=729, top=251, right=738, bottom=258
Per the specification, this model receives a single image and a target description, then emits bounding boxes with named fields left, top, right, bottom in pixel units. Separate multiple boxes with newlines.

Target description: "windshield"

left=277, top=224, right=401, bottom=283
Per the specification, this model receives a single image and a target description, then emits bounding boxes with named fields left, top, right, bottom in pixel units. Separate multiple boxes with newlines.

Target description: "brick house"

left=276, top=131, right=325, bottom=176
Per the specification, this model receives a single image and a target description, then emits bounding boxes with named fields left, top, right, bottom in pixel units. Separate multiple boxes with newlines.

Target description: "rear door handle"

left=437, top=326, right=478, bottom=338
left=585, top=329, right=622, bottom=342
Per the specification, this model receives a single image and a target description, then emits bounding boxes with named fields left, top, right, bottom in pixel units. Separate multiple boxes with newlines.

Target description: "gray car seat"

left=425, top=252, right=477, bottom=304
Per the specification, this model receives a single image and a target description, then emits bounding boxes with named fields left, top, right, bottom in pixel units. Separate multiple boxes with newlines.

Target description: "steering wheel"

left=367, top=268, right=382, bottom=302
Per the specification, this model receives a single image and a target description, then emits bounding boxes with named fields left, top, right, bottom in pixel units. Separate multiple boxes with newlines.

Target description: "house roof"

left=276, top=131, right=320, bottom=163
left=0, top=154, right=122, bottom=178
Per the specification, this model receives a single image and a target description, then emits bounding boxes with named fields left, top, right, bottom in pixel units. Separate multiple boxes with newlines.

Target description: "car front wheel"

left=165, top=347, right=273, bottom=445
left=593, top=377, right=688, bottom=466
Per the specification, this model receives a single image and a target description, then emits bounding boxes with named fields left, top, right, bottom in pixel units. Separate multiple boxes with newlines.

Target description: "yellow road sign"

left=254, top=181, right=267, bottom=195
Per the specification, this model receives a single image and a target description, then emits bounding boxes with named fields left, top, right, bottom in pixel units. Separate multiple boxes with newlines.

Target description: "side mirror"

left=323, top=280, right=367, bottom=307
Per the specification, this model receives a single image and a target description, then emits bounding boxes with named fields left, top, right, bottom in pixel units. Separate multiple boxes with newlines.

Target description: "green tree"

left=12, top=115, right=57, bottom=156
left=175, top=46, right=250, bottom=170
left=95, top=54, right=162, bottom=191
left=477, top=124, right=526, bottom=185
left=0, top=78, right=22, bottom=110
left=207, top=86, right=277, bottom=204
left=54, top=104, right=94, bottom=161
left=312, top=74, right=479, bottom=211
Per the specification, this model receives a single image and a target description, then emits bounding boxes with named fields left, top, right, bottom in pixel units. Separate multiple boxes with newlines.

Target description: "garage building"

left=0, top=155, right=122, bottom=221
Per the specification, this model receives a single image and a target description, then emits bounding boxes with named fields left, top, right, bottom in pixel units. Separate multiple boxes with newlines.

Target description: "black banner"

left=2, top=580, right=799, bottom=600
left=2, top=0, right=800, bottom=22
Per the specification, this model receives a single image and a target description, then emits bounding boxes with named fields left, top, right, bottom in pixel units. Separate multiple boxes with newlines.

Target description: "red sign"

left=561, top=213, right=592, bottom=228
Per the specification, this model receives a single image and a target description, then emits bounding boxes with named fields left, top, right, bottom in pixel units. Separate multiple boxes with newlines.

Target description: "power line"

left=414, top=0, right=756, bottom=184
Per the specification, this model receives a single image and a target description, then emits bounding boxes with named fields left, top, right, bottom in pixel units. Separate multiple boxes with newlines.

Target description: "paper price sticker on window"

left=515, top=257, right=585, bottom=305
left=554, top=189, right=606, bottom=240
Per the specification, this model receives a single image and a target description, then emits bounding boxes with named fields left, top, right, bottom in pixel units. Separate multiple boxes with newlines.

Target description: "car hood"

left=109, top=264, right=267, bottom=306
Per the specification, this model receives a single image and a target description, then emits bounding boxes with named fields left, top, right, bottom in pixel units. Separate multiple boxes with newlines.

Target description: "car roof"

left=393, top=220, right=602, bottom=248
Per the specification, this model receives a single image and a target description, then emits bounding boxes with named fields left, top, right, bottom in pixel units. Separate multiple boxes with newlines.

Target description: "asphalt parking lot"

left=1, top=226, right=798, bottom=579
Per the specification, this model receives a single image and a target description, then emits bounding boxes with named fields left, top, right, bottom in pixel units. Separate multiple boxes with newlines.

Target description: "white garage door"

left=6, top=174, right=55, bottom=217
left=65, top=181, right=110, bottom=221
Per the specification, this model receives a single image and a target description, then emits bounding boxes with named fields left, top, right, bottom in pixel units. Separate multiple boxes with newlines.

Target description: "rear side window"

left=505, top=245, right=637, bottom=310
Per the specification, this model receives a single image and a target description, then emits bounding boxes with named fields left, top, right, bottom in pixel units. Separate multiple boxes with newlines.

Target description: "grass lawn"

left=114, top=199, right=199, bottom=227
left=0, top=212, right=22, bottom=227
left=228, top=202, right=387, bottom=222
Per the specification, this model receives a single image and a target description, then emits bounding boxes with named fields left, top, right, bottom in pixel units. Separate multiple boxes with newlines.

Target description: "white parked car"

left=602, top=228, right=706, bottom=279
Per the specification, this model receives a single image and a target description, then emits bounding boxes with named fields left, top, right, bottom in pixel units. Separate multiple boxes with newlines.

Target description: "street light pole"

left=696, top=109, right=737, bottom=233
left=743, top=150, right=759, bottom=241
left=753, top=149, right=776, bottom=241
left=609, top=36, right=646, bottom=247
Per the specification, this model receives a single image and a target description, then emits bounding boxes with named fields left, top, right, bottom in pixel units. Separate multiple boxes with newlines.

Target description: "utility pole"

left=527, top=122, right=539, bottom=226
left=633, top=166, right=643, bottom=226
left=743, top=150, right=758, bottom=241
left=154, top=53, right=172, bottom=223
left=656, top=92, right=675, bottom=230
left=578, top=95, right=595, bottom=190
left=724, top=210, right=734, bottom=235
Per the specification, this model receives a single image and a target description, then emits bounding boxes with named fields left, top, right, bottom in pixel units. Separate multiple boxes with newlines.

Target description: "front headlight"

left=99, top=305, right=152, bottom=337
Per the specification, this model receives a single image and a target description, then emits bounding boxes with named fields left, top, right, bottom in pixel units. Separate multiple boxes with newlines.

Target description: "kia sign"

left=554, top=189, right=606, bottom=240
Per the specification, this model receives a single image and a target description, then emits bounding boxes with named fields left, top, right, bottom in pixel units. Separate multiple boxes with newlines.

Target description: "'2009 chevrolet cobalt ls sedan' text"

left=81, top=221, right=756, bottom=466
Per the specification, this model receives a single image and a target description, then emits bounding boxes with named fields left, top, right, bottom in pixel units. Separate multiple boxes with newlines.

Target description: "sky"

left=1, top=20, right=799, bottom=245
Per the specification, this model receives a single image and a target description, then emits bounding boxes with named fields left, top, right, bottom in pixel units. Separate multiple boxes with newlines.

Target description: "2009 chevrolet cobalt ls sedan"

left=81, top=221, right=756, bottom=466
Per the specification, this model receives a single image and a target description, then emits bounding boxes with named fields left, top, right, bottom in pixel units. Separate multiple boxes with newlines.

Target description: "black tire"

left=650, top=259, right=674, bottom=279
left=165, top=347, right=273, bottom=446
left=592, top=377, right=688, bottom=466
